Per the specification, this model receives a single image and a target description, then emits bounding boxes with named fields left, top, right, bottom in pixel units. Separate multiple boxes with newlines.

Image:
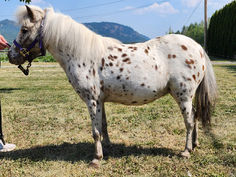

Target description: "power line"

left=183, top=0, right=203, bottom=26
left=62, top=0, right=126, bottom=12
left=0, top=0, right=127, bottom=18
left=0, top=0, right=169, bottom=19
left=73, top=0, right=168, bottom=20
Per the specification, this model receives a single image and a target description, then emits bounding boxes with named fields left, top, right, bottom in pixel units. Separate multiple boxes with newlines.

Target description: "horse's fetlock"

left=94, top=154, right=103, bottom=160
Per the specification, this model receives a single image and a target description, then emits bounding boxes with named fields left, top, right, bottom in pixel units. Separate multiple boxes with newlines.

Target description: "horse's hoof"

left=89, top=159, right=100, bottom=168
left=181, top=151, right=191, bottom=158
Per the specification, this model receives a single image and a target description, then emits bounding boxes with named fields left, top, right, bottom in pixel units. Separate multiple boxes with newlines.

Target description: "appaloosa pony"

left=8, top=5, right=217, bottom=167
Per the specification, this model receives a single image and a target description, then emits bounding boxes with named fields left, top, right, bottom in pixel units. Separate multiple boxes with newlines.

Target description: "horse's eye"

left=21, top=28, right=28, bottom=34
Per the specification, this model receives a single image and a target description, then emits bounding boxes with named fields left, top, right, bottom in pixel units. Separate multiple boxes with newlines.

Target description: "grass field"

left=0, top=62, right=235, bottom=176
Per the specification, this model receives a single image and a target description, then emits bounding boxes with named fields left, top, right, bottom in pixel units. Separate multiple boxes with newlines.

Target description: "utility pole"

left=204, top=0, right=207, bottom=52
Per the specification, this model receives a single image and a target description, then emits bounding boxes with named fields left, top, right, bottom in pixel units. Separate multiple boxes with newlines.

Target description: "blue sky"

left=0, top=0, right=234, bottom=38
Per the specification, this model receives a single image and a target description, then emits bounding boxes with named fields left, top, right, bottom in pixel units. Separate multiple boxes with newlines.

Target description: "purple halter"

left=13, top=16, right=46, bottom=75
left=13, top=17, right=46, bottom=60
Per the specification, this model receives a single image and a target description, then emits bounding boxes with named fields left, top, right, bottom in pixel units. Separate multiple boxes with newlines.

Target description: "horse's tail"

left=195, top=52, right=217, bottom=127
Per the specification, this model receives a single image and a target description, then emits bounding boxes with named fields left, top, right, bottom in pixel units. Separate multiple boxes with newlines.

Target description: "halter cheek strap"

left=13, top=34, right=46, bottom=60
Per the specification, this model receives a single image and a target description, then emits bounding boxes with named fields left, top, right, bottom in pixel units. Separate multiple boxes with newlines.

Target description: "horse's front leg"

left=87, top=99, right=103, bottom=168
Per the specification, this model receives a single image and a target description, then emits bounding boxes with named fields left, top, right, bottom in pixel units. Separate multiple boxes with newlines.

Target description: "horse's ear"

left=25, top=5, right=35, bottom=22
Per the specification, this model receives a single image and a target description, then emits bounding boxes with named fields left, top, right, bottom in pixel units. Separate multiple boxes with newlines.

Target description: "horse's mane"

left=16, top=6, right=121, bottom=61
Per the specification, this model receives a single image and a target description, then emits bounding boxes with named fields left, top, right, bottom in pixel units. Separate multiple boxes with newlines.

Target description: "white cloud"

left=208, top=0, right=234, bottom=9
left=135, top=2, right=178, bottom=15
left=31, top=0, right=47, bottom=5
left=182, top=0, right=201, bottom=7
left=121, top=6, right=134, bottom=11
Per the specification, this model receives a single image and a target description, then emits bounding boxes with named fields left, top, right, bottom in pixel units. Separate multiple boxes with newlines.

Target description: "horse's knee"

left=92, top=130, right=101, bottom=141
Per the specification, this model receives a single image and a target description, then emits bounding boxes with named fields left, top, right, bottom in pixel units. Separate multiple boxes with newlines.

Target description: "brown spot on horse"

left=102, top=58, right=105, bottom=67
left=181, top=45, right=188, bottom=50
left=123, top=58, right=131, bottom=63
left=108, top=55, right=114, bottom=60
left=185, top=59, right=194, bottom=65
left=93, top=68, right=95, bottom=76
left=122, top=53, right=127, bottom=57
left=155, top=65, right=158, bottom=70
left=144, top=49, right=149, bottom=55
left=200, top=51, right=203, bottom=58
left=117, top=75, right=121, bottom=80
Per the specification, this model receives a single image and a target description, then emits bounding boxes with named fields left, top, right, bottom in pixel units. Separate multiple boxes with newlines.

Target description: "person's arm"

left=0, top=35, right=9, bottom=50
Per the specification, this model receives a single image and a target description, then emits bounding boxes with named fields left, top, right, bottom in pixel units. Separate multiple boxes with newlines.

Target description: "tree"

left=172, top=21, right=204, bottom=46
left=207, top=1, right=236, bottom=60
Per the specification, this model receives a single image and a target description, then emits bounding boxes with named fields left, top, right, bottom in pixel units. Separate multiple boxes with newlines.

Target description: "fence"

left=0, top=50, right=8, bottom=68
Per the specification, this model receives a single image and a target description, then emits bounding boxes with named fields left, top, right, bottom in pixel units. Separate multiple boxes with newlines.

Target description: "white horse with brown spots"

left=8, top=5, right=217, bottom=167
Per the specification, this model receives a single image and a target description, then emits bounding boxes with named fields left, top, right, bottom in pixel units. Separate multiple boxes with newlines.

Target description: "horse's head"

left=8, top=5, right=45, bottom=65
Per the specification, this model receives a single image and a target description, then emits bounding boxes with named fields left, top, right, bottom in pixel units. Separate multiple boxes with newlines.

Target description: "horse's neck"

left=47, top=46, right=70, bottom=70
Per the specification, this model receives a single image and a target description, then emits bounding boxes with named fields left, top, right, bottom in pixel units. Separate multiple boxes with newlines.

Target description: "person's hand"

left=0, top=35, right=9, bottom=50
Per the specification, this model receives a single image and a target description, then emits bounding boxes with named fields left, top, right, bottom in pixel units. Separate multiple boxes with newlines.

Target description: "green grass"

left=0, top=62, right=235, bottom=176
left=0, top=53, right=56, bottom=62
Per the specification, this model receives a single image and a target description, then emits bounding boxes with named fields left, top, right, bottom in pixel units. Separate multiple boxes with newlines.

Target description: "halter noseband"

left=13, top=16, right=46, bottom=75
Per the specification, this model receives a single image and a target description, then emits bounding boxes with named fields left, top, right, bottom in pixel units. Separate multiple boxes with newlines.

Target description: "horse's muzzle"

left=7, top=50, right=26, bottom=65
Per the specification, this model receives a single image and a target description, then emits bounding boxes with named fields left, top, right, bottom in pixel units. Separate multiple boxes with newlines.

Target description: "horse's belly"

left=105, top=88, right=168, bottom=105
left=104, top=73, right=169, bottom=105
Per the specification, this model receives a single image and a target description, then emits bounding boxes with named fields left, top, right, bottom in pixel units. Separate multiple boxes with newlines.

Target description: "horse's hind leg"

left=101, top=103, right=111, bottom=145
left=170, top=87, right=195, bottom=157
left=179, top=100, right=195, bottom=158
left=192, top=109, right=199, bottom=149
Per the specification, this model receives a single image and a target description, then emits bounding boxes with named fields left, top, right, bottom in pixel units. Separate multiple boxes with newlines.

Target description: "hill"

left=0, top=19, right=20, bottom=43
left=0, top=20, right=149, bottom=44
left=84, top=22, right=149, bottom=43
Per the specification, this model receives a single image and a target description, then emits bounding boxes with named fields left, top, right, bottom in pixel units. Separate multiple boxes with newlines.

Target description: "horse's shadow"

left=0, top=142, right=177, bottom=163
left=0, top=88, right=22, bottom=94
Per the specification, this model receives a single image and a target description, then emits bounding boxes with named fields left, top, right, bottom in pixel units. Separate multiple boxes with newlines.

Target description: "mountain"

left=0, top=19, right=20, bottom=43
left=84, top=22, right=150, bottom=43
left=0, top=20, right=149, bottom=44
